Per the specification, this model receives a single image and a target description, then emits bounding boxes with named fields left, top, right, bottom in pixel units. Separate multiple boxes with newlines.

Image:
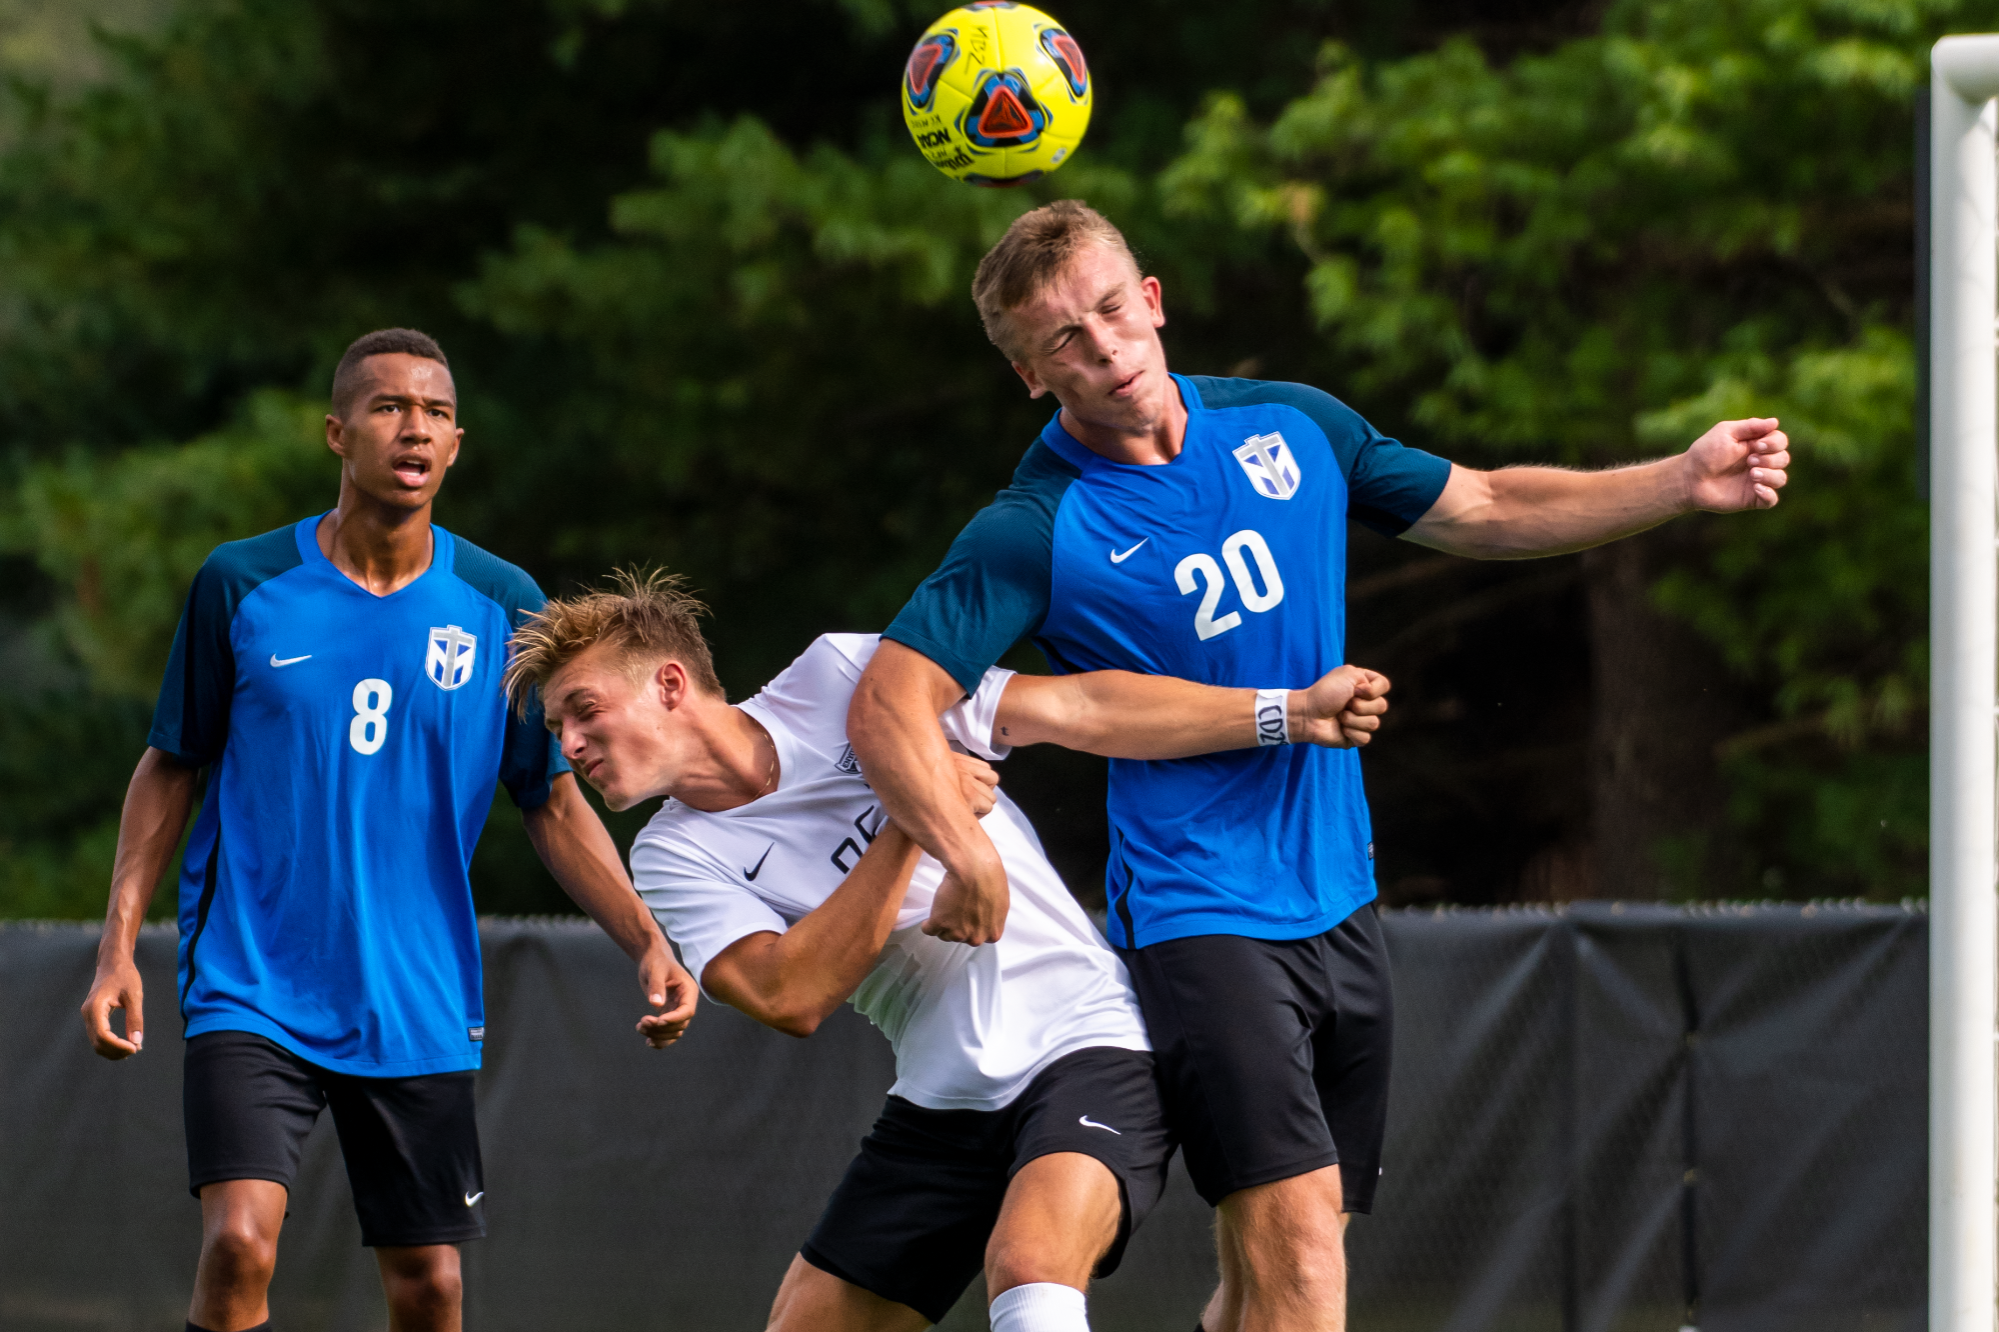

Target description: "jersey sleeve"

left=147, top=526, right=303, bottom=767
left=631, top=832, right=788, bottom=997
left=1189, top=377, right=1452, bottom=537
left=147, top=562, right=241, bottom=767
left=881, top=442, right=1079, bottom=696
left=451, top=537, right=573, bottom=809
left=940, top=666, right=1017, bottom=761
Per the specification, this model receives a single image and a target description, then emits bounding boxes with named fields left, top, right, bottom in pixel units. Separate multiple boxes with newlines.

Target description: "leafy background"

left=0, top=0, right=1951, bottom=918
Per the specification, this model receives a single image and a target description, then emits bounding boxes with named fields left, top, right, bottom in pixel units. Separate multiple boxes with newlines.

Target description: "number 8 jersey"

left=148, top=515, right=568, bottom=1075
left=884, top=375, right=1451, bottom=950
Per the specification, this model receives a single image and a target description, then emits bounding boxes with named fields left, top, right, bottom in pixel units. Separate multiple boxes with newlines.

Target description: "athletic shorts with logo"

left=1120, top=904, right=1392, bottom=1210
left=800, top=1047, right=1173, bottom=1324
left=183, top=1031, right=486, bottom=1248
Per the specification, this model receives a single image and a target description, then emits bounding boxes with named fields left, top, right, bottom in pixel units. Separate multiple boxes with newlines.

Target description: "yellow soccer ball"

left=901, top=2, right=1092, bottom=188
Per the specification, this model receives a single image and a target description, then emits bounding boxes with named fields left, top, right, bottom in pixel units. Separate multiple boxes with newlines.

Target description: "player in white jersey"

left=501, top=570, right=1388, bottom=1332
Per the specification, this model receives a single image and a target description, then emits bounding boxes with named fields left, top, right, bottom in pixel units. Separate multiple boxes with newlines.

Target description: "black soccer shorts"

left=183, top=1030, right=486, bottom=1248
left=799, top=1046, right=1174, bottom=1324
left=1120, top=903, right=1393, bottom=1211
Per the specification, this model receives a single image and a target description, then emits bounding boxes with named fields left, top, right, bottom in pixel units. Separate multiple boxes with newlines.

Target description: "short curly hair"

left=331, top=327, right=451, bottom=414
left=504, top=567, right=724, bottom=717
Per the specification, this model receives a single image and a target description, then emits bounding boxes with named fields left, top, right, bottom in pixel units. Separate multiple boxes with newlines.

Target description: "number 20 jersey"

left=148, top=515, right=567, bottom=1076
left=884, top=375, right=1451, bottom=950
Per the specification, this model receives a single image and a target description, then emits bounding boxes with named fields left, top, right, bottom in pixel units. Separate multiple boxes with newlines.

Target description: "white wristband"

left=1255, top=689, right=1290, bottom=746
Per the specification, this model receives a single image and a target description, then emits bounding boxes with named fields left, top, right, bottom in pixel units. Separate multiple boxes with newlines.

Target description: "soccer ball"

left=901, top=3, right=1092, bottom=188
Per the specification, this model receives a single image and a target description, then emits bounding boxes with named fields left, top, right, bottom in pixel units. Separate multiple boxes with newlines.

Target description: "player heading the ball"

left=503, top=568, right=1389, bottom=1332
left=849, top=200, right=1789, bottom=1332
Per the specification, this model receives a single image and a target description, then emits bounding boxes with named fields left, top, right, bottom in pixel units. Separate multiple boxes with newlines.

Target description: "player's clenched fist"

left=952, top=752, right=1000, bottom=818
left=1686, top=417, right=1790, bottom=512
left=1291, top=665, right=1392, bottom=749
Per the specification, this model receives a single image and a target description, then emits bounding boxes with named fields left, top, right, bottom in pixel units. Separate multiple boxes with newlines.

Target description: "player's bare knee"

left=383, top=1259, right=461, bottom=1315
left=985, top=1227, right=1106, bottom=1295
left=200, top=1223, right=277, bottom=1288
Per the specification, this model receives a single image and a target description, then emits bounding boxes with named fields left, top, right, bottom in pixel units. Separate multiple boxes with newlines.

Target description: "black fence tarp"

left=0, top=904, right=1925, bottom=1332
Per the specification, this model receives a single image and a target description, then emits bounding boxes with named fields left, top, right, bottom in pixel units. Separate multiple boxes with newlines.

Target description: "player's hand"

left=635, top=944, right=698, bottom=1049
left=1685, top=418, right=1789, bottom=512
left=952, top=753, right=1000, bottom=818
left=923, top=846, right=1010, bottom=946
left=82, top=958, right=145, bottom=1059
left=1293, top=667, right=1392, bottom=748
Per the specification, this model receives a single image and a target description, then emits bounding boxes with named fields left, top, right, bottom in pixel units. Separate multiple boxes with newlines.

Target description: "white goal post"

left=1932, top=34, right=1999, bottom=1332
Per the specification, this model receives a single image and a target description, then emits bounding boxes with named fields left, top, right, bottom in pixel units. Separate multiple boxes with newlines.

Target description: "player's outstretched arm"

left=1405, top=418, right=1790, bottom=559
left=994, top=666, right=1391, bottom=760
left=523, top=773, right=697, bottom=1049
left=704, top=755, right=999, bottom=1038
left=81, top=747, right=199, bottom=1060
left=849, top=640, right=1011, bottom=947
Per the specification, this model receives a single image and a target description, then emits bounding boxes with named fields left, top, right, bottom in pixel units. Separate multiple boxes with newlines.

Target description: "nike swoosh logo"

left=744, top=844, right=774, bottom=881
left=1079, top=1115, right=1122, bottom=1135
left=269, top=654, right=312, bottom=667
left=1109, top=539, right=1148, bottom=564
left=464, top=1191, right=484, bottom=1207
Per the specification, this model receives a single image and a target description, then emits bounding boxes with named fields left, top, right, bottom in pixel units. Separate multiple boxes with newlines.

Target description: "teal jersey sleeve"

left=450, top=537, right=572, bottom=809
left=882, top=441, right=1082, bottom=696
left=1184, top=376, right=1451, bottom=536
left=148, top=526, right=304, bottom=767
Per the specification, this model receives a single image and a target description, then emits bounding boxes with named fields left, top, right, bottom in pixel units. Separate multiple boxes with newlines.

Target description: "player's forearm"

left=524, top=775, right=668, bottom=964
left=996, top=672, right=1288, bottom=759
left=847, top=643, right=1004, bottom=880
left=712, top=827, right=924, bottom=1037
left=96, top=748, right=198, bottom=968
left=1407, top=458, right=1692, bottom=559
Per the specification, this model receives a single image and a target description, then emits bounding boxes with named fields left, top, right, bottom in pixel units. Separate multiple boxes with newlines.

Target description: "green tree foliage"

left=0, top=0, right=1945, bottom=914
left=1161, top=0, right=1954, bottom=895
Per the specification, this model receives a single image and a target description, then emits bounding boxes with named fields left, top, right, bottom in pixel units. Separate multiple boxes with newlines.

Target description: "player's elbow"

left=762, top=1000, right=829, bottom=1039
left=771, top=1012, right=823, bottom=1039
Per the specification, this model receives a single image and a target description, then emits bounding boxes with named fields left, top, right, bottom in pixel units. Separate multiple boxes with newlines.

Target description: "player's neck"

left=317, top=493, right=435, bottom=598
left=1056, top=386, right=1188, bottom=466
left=668, top=705, right=780, bottom=814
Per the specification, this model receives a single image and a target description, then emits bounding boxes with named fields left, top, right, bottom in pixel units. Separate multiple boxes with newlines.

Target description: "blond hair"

left=971, top=200, right=1140, bottom=360
left=504, top=567, right=723, bottom=716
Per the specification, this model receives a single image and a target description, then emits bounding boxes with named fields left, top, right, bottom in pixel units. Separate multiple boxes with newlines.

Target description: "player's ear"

left=1141, top=274, right=1166, bottom=328
left=1012, top=360, right=1048, bottom=400
left=325, top=413, right=349, bottom=459
left=655, top=659, right=688, bottom=709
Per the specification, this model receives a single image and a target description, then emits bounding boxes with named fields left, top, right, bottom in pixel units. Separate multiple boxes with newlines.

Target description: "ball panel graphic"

left=903, top=32, right=957, bottom=113
left=901, top=3, right=1091, bottom=187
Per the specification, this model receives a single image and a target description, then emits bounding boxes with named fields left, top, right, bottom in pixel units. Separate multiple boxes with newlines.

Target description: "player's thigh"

left=1214, top=1164, right=1347, bottom=1282
left=1121, top=934, right=1339, bottom=1207
left=768, top=1253, right=930, bottom=1332
left=184, top=1030, right=325, bottom=1204
left=987, top=1153, right=1120, bottom=1291
left=1308, top=906, right=1393, bottom=1215
left=322, top=1068, right=485, bottom=1249
left=799, top=1097, right=1011, bottom=1326
left=993, top=1047, right=1175, bottom=1290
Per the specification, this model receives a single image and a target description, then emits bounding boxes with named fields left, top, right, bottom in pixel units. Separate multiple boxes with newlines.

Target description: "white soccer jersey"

left=631, top=633, right=1150, bottom=1112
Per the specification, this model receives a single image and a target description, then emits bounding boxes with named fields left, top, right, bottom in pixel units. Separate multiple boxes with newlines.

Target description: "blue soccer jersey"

left=885, top=375, right=1451, bottom=949
left=148, top=515, right=568, bottom=1075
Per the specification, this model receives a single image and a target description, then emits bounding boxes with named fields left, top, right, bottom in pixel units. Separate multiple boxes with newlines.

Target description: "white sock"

left=989, top=1281, right=1088, bottom=1332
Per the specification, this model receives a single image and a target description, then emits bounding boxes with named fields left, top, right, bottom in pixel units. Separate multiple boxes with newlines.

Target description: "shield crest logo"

left=426, top=625, right=477, bottom=691
left=1233, top=432, right=1301, bottom=500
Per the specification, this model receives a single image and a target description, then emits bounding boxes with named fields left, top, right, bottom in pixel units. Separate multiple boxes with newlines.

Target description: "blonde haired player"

left=504, top=570, right=1389, bottom=1332
left=850, top=200, right=1790, bottom=1332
